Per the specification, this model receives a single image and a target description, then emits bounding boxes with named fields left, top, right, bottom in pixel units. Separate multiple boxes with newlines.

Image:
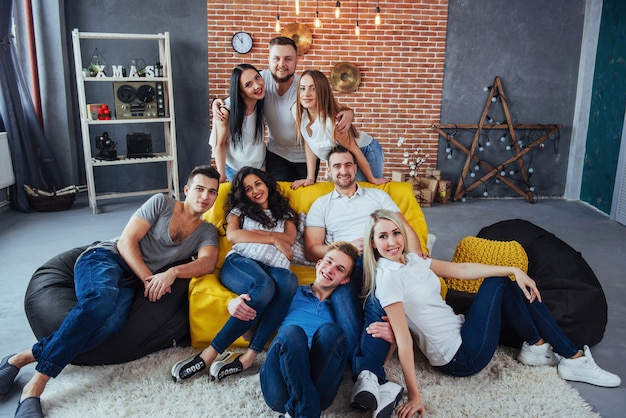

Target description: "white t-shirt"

left=209, top=97, right=265, bottom=171
left=290, top=109, right=373, bottom=161
left=261, top=69, right=306, bottom=163
left=226, top=207, right=291, bottom=270
left=306, top=185, right=399, bottom=244
left=375, top=254, right=464, bottom=367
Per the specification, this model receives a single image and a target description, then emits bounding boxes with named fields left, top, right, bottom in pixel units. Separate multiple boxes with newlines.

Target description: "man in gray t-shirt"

left=1, top=166, right=220, bottom=417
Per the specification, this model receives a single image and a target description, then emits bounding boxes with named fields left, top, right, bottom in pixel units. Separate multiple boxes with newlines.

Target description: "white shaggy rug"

left=41, top=346, right=599, bottom=417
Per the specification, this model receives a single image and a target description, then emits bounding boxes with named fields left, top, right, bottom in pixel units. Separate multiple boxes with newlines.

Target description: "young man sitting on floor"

left=259, top=241, right=404, bottom=418
left=0, top=166, right=221, bottom=418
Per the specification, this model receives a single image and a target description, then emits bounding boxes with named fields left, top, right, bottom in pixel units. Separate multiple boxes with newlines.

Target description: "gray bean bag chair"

left=24, top=244, right=191, bottom=365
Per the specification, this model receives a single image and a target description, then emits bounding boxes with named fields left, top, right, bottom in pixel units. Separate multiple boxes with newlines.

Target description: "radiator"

left=0, top=132, right=16, bottom=189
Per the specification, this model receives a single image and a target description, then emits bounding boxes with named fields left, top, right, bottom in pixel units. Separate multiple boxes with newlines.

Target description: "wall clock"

left=231, top=31, right=253, bottom=54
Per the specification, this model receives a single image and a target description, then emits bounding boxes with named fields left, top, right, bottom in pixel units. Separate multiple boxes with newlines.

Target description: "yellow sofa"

left=188, top=181, right=431, bottom=349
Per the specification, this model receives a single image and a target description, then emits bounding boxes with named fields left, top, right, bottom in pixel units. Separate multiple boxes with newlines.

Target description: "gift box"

left=436, top=180, right=452, bottom=204
left=424, top=168, right=442, bottom=180
left=391, top=171, right=405, bottom=182
left=410, top=176, right=438, bottom=207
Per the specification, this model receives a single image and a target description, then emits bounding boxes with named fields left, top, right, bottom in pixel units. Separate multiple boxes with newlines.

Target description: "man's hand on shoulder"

left=211, top=98, right=227, bottom=122
left=350, top=237, right=364, bottom=256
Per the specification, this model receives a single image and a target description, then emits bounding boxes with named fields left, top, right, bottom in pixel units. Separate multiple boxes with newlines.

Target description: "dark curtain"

left=0, top=0, right=64, bottom=212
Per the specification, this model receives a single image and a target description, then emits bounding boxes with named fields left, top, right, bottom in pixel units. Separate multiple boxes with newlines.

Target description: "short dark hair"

left=187, top=165, right=220, bottom=186
left=269, top=36, right=297, bottom=53
left=327, top=144, right=356, bottom=164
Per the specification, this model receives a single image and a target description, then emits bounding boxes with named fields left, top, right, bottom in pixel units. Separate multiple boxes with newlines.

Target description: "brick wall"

left=208, top=0, right=448, bottom=178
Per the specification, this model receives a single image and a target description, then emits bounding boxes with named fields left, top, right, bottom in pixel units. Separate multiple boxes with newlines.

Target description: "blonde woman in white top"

left=291, top=70, right=388, bottom=189
left=360, top=209, right=621, bottom=417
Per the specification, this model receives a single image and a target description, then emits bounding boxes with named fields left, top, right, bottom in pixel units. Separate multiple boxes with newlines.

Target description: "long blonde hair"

left=363, top=209, right=409, bottom=301
left=294, top=70, right=359, bottom=146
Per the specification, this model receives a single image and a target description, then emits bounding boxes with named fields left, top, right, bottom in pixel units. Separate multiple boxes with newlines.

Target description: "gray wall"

left=437, top=0, right=585, bottom=199
left=62, top=0, right=209, bottom=195
left=31, top=0, right=595, bottom=203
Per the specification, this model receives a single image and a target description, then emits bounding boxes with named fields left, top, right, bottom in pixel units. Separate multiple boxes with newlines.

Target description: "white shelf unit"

left=71, top=29, right=179, bottom=214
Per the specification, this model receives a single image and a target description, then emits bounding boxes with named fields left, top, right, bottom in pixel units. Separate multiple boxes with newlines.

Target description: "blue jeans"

left=212, top=253, right=298, bottom=353
left=356, top=138, right=385, bottom=181
left=225, top=165, right=237, bottom=182
left=330, top=257, right=391, bottom=382
left=265, top=151, right=319, bottom=182
left=32, top=247, right=136, bottom=378
left=436, top=277, right=579, bottom=377
left=260, top=323, right=348, bottom=417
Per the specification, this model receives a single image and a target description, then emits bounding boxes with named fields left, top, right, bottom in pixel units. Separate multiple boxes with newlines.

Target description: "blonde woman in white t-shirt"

left=358, top=209, right=620, bottom=418
left=210, top=64, right=266, bottom=182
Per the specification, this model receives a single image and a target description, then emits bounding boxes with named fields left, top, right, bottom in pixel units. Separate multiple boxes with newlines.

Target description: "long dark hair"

left=229, top=64, right=265, bottom=149
left=226, top=167, right=298, bottom=229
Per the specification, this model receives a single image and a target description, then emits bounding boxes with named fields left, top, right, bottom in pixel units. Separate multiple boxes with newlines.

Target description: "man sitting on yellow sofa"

left=304, top=146, right=425, bottom=414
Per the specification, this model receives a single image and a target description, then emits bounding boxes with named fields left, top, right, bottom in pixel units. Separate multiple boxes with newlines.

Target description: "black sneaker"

left=209, top=352, right=244, bottom=381
left=171, top=354, right=206, bottom=383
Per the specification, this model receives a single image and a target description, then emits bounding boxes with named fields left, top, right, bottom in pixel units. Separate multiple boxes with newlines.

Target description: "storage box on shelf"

left=71, top=30, right=179, bottom=214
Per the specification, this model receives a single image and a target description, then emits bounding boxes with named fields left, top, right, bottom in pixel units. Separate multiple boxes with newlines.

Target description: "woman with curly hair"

left=171, top=167, right=299, bottom=382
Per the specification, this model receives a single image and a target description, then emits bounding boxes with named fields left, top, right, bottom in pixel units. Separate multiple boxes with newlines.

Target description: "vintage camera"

left=95, top=131, right=118, bottom=160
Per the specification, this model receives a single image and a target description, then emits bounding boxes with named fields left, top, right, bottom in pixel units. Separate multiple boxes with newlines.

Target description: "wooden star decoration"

left=432, top=76, right=561, bottom=203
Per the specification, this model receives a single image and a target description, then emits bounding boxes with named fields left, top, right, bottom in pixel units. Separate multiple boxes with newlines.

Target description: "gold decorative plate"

left=281, top=23, right=312, bottom=55
left=330, top=62, right=361, bottom=93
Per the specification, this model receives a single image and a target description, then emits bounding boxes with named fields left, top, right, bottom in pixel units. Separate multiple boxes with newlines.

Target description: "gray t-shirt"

left=88, top=194, right=218, bottom=273
left=261, top=69, right=306, bottom=163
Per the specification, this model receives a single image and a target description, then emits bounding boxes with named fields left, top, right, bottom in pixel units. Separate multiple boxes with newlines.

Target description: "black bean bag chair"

left=24, top=244, right=192, bottom=365
left=445, top=219, right=607, bottom=348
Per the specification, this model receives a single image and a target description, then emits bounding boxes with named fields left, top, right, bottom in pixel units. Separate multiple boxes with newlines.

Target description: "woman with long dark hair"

left=171, top=167, right=299, bottom=383
left=209, top=64, right=266, bottom=182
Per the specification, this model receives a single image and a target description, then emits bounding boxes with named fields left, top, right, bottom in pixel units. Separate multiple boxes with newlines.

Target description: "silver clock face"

left=232, top=32, right=253, bottom=54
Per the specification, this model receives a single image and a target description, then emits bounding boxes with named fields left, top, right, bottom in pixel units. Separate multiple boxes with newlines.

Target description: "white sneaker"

left=517, top=341, right=559, bottom=366
left=373, top=381, right=403, bottom=418
left=350, top=370, right=380, bottom=411
left=557, top=345, right=621, bottom=387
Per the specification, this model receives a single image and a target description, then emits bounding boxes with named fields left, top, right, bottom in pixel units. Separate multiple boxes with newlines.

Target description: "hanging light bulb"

left=295, top=0, right=300, bottom=15
left=275, top=0, right=281, bottom=33
left=355, top=0, right=360, bottom=35
left=375, top=3, right=381, bottom=26
left=335, top=1, right=341, bottom=18
left=314, top=0, right=321, bottom=27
